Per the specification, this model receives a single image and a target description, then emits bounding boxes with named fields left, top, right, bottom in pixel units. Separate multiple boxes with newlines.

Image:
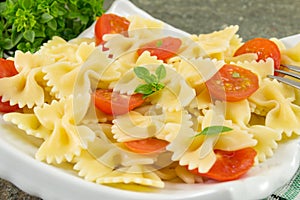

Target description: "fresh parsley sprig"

left=134, top=64, right=166, bottom=98
left=194, top=125, right=233, bottom=137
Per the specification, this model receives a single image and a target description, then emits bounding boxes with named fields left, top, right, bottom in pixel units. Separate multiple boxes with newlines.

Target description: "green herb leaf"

left=232, top=71, right=240, bottom=78
left=21, top=0, right=33, bottom=10
left=194, top=126, right=233, bottom=137
left=23, top=30, right=35, bottom=43
left=134, top=84, right=154, bottom=96
left=1, top=0, right=105, bottom=58
left=155, top=64, right=166, bottom=81
left=47, top=19, right=57, bottom=31
left=134, top=66, right=151, bottom=80
left=156, top=39, right=163, bottom=48
left=134, top=65, right=167, bottom=98
left=40, top=13, right=54, bottom=23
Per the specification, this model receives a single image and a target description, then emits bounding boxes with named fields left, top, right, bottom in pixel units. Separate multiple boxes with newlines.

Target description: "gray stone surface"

left=1, top=0, right=300, bottom=199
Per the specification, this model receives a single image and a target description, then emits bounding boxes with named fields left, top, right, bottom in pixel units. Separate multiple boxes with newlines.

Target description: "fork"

left=267, top=65, right=300, bottom=90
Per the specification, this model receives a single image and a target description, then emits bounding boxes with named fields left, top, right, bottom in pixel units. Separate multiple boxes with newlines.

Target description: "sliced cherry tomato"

left=137, top=37, right=182, bottom=62
left=93, top=89, right=145, bottom=115
left=188, top=147, right=257, bottom=181
left=124, top=138, right=169, bottom=154
left=0, top=58, right=18, bottom=78
left=0, top=59, right=19, bottom=113
left=234, top=38, right=281, bottom=73
left=206, top=64, right=259, bottom=102
left=94, top=13, right=130, bottom=46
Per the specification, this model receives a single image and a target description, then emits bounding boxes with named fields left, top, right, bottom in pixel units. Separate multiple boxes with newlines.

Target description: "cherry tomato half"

left=94, top=13, right=130, bottom=46
left=234, top=38, right=281, bottom=73
left=188, top=147, right=257, bottom=181
left=0, top=59, right=19, bottom=113
left=124, top=138, right=169, bottom=154
left=93, top=89, right=145, bottom=115
left=206, top=64, right=259, bottom=102
left=137, top=37, right=182, bottom=62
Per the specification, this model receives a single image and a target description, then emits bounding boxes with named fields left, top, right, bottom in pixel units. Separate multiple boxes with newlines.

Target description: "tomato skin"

left=124, top=138, right=169, bottom=154
left=137, top=37, right=182, bottom=62
left=0, top=59, right=18, bottom=78
left=234, top=38, right=281, bottom=73
left=93, top=89, right=145, bottom=115
left=94, top=13, right=130, bottom=46
left=0, top=59, right=19, bottom=113
left=206, top=64, right=259, bottom=102
left=188, top=147, right=257, bottom=181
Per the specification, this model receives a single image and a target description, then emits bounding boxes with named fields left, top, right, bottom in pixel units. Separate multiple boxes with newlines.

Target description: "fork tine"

left=267, top=75, right=300, bottom=90
left=275, top=69, right=300, bottom=79
left=282, top=65, right=300, bottom=73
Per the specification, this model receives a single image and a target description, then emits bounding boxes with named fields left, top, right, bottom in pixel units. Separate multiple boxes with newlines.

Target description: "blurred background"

left=1, top=0, right=299, bottom=199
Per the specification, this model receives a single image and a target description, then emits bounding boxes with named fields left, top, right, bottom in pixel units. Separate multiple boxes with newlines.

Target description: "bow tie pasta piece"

left=0, top=51, right=55, bottom=108
left=171, top=102, right=256, bottom=173
left=156, top=162, right=204, bottom=184
left=167, top=57, right=225, bottom=93
left=112, top=107, right=193, bottom=143
left=190, top=25, right=241, bottom=59
left=96, top=165, right=165, bottom=188
left=73, top=150, right=114, bottom=182
left=111, top=51, right=164, bottom=92
left=113, top=64, right=196, bottom=111
left=33, top=97, right=96, bottom=164
left=249, top=78, right=300, bottom=137
left=248, top=125, right=282, bottom=162
left=3, top=112, right=51, bottom=140
left=42, top=41, right=96, bottom=99
left=127, top=15, right=164, bottom=41
left=224, top=100, right=251, bottom=129
left=231, top=58, right=275, bottom=82
left=102, top=16, right=164, bottom=58
left=280, top=40, right=300, bottom=66
left=39, top=36, right=95, bottom=64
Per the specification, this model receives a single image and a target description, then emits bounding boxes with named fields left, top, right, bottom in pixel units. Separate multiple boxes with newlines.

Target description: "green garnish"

left=134, top=64, right=166, bottom=98
left=0, top=0, right=104, bottom=58
left=232, top=71, right=241, bottom=78
left=156, top=39, right=163, bottom=48
left=194, top=125, right=233, bottom=137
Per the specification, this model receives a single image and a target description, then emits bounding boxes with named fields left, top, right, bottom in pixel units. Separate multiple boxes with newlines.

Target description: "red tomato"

left=94, top=13, right=130, bottom=46
left=206, top=64, right=259, bottom=102
left=124, top=138, right=169, bottom=154
left=234, top=38, right=281, bottom=73
left=0, top=59, right=18, bottom=78
left=0, top=59, right=19, bottom=113
left=137, top=37, right=182, bottom=62
left=93, top=89, right=145, bottom=115
left=188, top=147, right=257, bottom=181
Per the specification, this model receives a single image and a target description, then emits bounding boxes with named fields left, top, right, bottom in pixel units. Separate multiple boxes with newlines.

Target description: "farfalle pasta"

left=1, top=13, right=300, bottom=191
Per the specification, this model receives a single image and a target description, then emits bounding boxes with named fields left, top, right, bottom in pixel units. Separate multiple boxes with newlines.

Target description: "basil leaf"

left=145, top=74, right=157, bottom=84
left=155, top=64, right=166, bottom=81
left=134, top=65, right=167, bottom=98
left=194, top=126, right=233, bottom=137
left=134, top=66, right=151, bottom=80
left=134, top=84, right=154, bottom=95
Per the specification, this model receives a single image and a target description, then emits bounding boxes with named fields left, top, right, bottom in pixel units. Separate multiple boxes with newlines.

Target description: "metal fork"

left=267, top=65, right=300, bottom=90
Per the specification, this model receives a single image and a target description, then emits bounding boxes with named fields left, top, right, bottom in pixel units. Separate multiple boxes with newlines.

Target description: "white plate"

left=0, top=0, right=300, bottom=199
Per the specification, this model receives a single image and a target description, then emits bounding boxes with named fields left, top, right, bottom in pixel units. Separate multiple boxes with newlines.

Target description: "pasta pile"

left=1, top=15, right=300, bottom=189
